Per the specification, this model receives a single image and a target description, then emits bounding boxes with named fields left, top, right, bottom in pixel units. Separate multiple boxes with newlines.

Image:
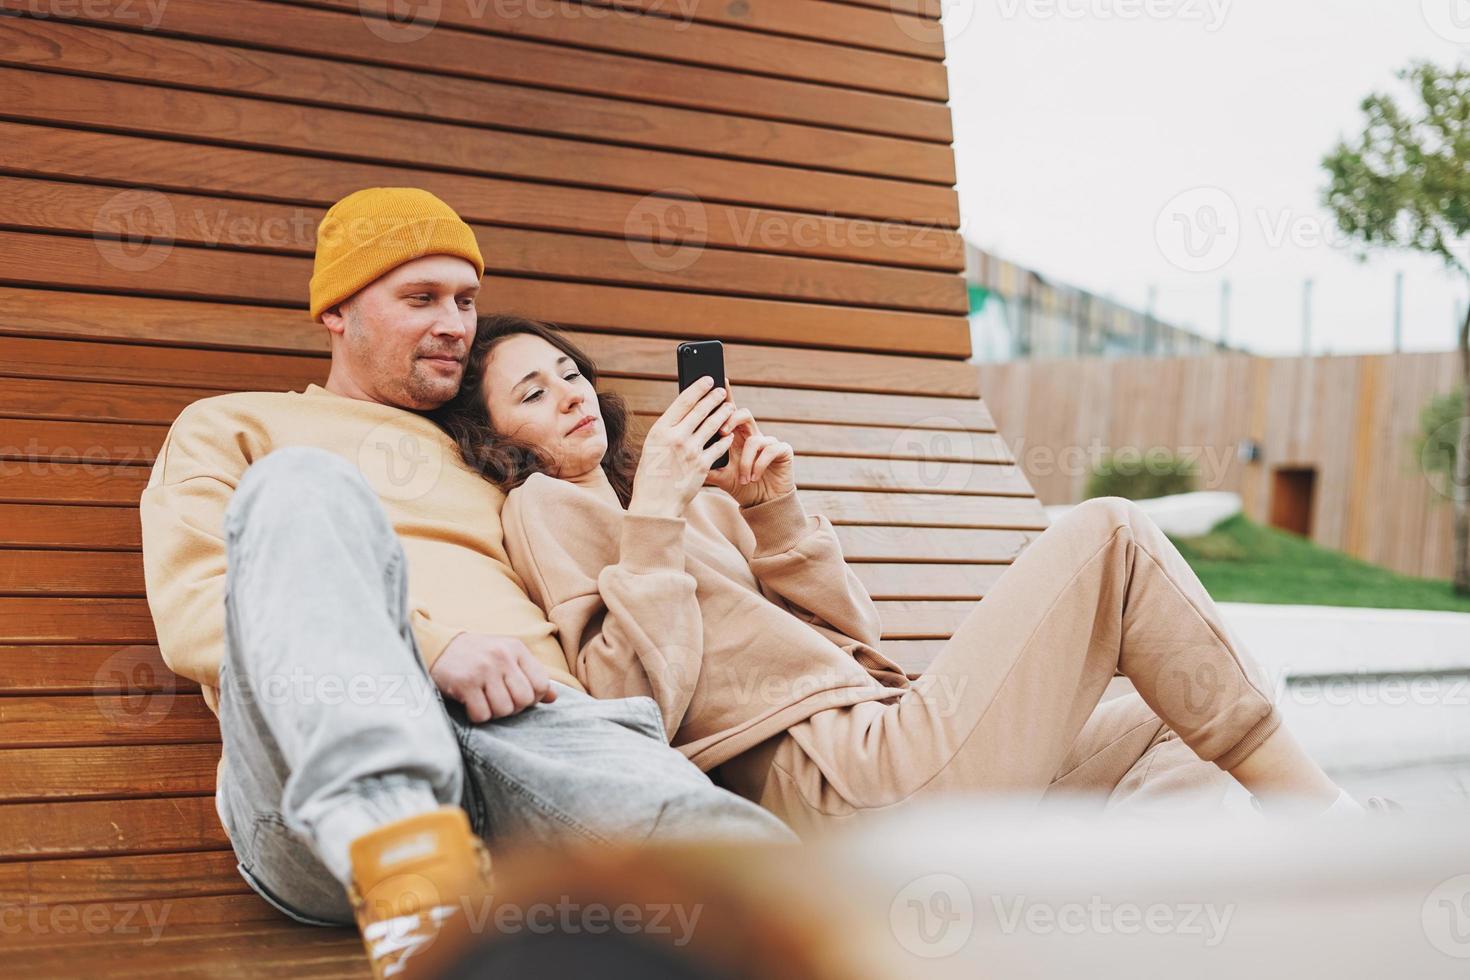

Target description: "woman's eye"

left=564, top=372, right=581, bottom=382
left=523, top=391, right=543, bottom=403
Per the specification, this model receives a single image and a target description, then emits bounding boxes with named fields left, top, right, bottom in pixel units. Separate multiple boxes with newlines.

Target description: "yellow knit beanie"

left=308, top=187, right=485, bottom=321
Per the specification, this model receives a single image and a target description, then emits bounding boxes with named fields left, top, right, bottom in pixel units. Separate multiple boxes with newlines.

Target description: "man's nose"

left=431, top=301, right=469, bottom=339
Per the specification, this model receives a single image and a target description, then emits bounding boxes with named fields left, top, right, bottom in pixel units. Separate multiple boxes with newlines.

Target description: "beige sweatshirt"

left=500, top=472, right=912, bottom=771
left=139, top=383, right=577, bottom=717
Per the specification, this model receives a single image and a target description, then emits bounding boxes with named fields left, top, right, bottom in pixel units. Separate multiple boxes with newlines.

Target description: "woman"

left=434, top=315, right=1361, bottom=836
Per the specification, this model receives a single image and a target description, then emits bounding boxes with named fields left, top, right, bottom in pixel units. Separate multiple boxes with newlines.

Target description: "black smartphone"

left=676, top=340, right=730, bottom=469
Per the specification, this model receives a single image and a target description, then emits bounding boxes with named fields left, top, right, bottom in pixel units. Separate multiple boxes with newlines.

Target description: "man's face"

left=321, top=255, right=481, bottom=410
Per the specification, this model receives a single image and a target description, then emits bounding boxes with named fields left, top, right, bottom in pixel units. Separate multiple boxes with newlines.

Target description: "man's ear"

left=320, top=304, right=347, bottom=336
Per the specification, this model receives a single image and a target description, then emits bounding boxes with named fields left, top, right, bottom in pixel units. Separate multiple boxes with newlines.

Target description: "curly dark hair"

left=429, top=314, right=639, bottom=507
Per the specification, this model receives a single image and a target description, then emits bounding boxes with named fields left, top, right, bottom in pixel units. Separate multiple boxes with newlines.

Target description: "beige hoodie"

left=140, top=383, right=577, bottom=717
left=499, top=471, right=912, bottom=771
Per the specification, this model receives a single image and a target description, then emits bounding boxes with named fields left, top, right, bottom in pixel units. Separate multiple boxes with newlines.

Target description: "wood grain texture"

left=0, top=66, right=958, bottom=226
left=0, top=6, right=1039, bottom=968
left=299, top=0, right=951, bottom=99
left=0, top=178, right=967, bottom=314
left=0, top=744, right=221, bottom=802
left=0, top=291, right=980, bottom=391
left=0, top=230, right=970, bottom=356
left=0, top=17, right=953, bottom=181
left=2, top=123, right=963, bottom=271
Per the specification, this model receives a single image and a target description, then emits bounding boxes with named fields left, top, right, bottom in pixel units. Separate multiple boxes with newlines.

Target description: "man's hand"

left=429, top=633, right=557, bottom=723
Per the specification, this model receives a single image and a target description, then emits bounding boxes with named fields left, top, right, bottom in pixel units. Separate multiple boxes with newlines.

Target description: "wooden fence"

left=978, top=351, right=1463, bottom=580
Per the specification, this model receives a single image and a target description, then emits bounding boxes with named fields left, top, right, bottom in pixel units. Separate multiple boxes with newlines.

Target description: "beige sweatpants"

left=720, top=496, right=1283, bottom=836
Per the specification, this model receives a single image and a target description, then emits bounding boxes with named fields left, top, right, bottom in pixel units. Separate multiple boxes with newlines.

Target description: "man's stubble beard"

left=344, top=305, right=460, bottom=408
left=403, top=358, right=462, bottom=407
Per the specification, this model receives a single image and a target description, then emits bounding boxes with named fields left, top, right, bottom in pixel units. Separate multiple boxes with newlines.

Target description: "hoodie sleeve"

left=737, top=489, right=884, bottom=651
left=138, top=404, right=239, bottom=691
left=501, top=481, right=704, bottom=741
left=140, top=400, right=468, bottom=690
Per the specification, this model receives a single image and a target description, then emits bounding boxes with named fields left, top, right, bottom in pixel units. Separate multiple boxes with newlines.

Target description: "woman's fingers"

left=676, top=385, right=727, bottom=435
left=692, top=401, right=736, bottom=446
left=739, top=433, right=768, bottom=484
left=700, top=431, right=736, bottom=470
left=750, top=440, right=787, bottom=483
left=721, top=406, right=755, bottom=436
left=665, top=375, right=715, bottom=424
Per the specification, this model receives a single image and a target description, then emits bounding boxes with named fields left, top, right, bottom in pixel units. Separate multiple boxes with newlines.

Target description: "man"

left=140, top=187, right=791, bottom=979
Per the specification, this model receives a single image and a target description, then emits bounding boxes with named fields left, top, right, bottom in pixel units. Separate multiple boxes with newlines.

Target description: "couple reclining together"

left=140, top=188, right=1356, bottom=979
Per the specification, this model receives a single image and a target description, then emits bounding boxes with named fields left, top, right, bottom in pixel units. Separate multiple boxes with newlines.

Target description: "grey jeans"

left=215, top=446, right=792, bottom=926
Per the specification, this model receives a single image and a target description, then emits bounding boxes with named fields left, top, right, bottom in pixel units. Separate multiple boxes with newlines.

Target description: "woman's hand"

left=706, top=384, right=795, bottom=507
left=628, top=376, right=737, bottom=520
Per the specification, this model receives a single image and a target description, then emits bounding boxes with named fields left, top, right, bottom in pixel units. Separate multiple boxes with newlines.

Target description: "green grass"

left=1169, top=514, right=1470, bottom=613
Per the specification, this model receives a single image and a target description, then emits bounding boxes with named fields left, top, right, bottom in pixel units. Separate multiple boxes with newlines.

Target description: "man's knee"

left=653, top=783, right=796, bottom=843
left=228, top=447, right=383, bottom=535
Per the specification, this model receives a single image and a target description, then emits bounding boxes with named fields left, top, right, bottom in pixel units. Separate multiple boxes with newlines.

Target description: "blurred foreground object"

left=443, top=798, right=1470, bottom=979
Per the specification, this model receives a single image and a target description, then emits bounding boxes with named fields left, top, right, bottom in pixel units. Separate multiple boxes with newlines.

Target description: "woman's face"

left=481, top=332, right=607, bottom=479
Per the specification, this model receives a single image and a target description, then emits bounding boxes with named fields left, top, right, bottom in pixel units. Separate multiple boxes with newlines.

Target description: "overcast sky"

left=946, top=0, right=1470, bottom=355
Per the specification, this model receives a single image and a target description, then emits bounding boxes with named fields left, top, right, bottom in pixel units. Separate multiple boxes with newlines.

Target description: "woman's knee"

left=1058, top=496, right=1146, bottom=541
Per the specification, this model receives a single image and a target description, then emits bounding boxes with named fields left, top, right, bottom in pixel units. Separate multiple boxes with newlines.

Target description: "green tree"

left=1322, top=60, right=1470, bottom=595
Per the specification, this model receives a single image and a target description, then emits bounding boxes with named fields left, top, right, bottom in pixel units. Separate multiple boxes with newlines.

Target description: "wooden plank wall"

left=0, top=0, right=1050, bottom=954
left=978, top=351, right=1462, bottom=579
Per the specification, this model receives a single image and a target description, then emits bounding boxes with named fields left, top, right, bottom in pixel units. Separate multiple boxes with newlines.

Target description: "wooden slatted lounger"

left=0, top=0, right=1031, bottom=971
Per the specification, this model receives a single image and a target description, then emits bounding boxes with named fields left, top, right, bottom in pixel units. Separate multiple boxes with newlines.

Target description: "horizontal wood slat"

left=0, top=893, right=283, bottom=952
left=0, top=330, right=329, bottom=389
left=303, top=0, right=951, bottom=99
left=0, top=550, right=1013, bottom=601
left=0, top=504, right=142, bottom=546
left=3, top=923, right=367, bottom=977
left=0, top=0, right=948, bottom=140
left=0, top=744, right=221, bottom=802
left=0, top=627, right=969, bottom=701
left=881, top=638, right=947, bottom=673
left=2, top=122, right=962, bottom=272
left=0, top=849, right=242, bottom=906
left=0, top=373, right=995, bottom=433
left=0, top=467, right=151, bottom=507
left=852, top=563, right=1005, bottom=600
left=869, top=600, right=974, bottom=638
left=0, top=377, right=222, bottom=425
left=0, top=18, right=954, bottom=183
left=832, top=0, right=941, bottom=15
left=0, top=500, right=1038, bottom=561
left=0, top=177, right=968, bottom=314
left=0, top=230, right=970, bottom=356
left=0, top=575, right=1020, bottom=650
left=563, top=0, right=946, bottom=59
left=0, top=552, right=148, bottom=596
left=4, top=418, right=161, bottom=466
left=0, top=67, right=958, bottom=226
left=3, top=419, right=1017, bottom=471
left=0, top=691, right=220, bottom=746
left=0, top=645, right=194, bottom=693
left=0, top=795, right=228, bottom=860
left=805, top=491, right=1047, bottom=528
left=0, top=300, right=982, bottom=393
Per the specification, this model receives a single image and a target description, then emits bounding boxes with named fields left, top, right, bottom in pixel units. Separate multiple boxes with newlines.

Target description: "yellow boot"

left=347, top=805, right=493, bottom=980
